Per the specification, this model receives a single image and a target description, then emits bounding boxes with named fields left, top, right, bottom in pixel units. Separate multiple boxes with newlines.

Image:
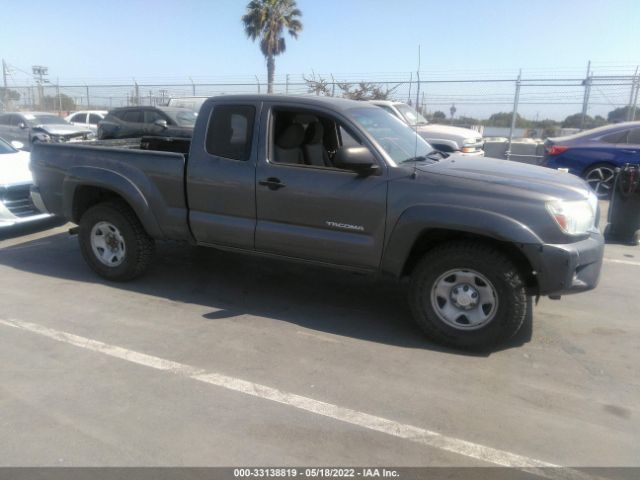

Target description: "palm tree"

left=242, top=0, right=303, bottom=94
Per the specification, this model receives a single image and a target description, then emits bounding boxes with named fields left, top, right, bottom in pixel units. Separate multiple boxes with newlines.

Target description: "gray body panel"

left=29, top=95, right=604, bottom=296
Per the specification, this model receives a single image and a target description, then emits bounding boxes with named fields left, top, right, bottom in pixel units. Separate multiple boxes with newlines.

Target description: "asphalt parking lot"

left=0, top=205, right=638, bottom=472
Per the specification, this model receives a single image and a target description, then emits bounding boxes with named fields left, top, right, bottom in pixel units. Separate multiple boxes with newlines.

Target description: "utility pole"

left=32, top=65, right=48, bottom=109
left=580, top=60, right=591, bottom=129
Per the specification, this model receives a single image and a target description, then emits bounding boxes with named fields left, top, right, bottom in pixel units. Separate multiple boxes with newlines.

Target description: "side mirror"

left=154, top=119, right=168, bottom=129
left=10, top=140, right=25, bottom=150
left=334, top=146, right=379, bottom=174
left=18, top=122, right=28, bottom=130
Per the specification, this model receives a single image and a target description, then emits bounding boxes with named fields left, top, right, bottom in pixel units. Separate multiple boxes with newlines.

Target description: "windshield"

left=395, top=104, right=428, bottom=125
left=348, top=107, right=434, bottom=164
left=25, top=114, right=69, bottom=126
left=0, top=137, right=17, bottom=154
left=168, top=110, right=197, bottom=127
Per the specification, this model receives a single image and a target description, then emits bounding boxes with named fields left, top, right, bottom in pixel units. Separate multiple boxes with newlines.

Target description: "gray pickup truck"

left=30, top=95, right=604, bottom=350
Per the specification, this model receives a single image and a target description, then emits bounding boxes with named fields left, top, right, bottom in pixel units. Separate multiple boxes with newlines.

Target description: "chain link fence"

left=2, top=71, right=639, bottom=148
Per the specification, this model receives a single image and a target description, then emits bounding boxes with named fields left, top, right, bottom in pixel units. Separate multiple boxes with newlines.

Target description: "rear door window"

left=600, top=131, right=628, bottom=143
left=71, top=113, right=87, bottom=124
left=123, top=110, right=144, bottom=123
left=205, top=105, right=255, bottom=161
left=88, top=114, right=102, bottom=125
left=144, top=110, right=167, bottom=124
left=626, top=128, right=640, bottom=145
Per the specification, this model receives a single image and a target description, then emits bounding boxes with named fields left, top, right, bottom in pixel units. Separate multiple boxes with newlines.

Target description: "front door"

left=255, top=104, right=388, bottom=270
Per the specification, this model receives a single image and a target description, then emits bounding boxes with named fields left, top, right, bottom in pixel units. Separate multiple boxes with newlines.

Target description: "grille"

left=1, top=185, right=40, bottom=218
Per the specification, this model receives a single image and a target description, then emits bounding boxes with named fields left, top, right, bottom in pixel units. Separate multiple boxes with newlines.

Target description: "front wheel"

left=409, top=241, right=529, bottom=350
left=78, top=199, right=155, bottom=281
left=583, top=163, right=616, bottom=199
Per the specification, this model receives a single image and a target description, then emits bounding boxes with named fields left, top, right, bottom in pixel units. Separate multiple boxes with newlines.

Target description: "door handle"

left=259, top=177, right=286, bottom=190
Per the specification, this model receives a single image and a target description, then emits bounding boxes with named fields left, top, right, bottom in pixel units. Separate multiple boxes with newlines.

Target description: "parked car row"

left=0, top=136, right=52, bottom=228
left=543, top=121, right=640, bottom=198
left=0, top=112, right=94, bottom=151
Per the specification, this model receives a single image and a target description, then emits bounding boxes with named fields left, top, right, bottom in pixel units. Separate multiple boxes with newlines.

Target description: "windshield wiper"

left=402, top=155, right=429, bottom=163
left=426, top=150, right=449, bottom=160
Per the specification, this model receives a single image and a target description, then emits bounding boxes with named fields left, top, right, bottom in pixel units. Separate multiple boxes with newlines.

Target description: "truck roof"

left=202, top=95, right=381, bottom=113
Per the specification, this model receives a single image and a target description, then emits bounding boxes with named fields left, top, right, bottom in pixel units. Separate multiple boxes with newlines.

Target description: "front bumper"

left=521, top=231, right=605, bottom=296
left=0, top=184, right=53, bottom=228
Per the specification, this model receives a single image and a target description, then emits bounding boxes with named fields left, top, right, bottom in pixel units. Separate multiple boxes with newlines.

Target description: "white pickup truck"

left=370, top=100, right=484, bottom=156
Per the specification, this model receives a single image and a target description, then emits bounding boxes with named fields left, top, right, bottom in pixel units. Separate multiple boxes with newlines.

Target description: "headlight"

left=546, top=197, right=596, bottom=235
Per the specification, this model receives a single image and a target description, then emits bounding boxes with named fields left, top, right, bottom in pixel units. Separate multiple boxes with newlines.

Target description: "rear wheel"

left=78, top=199, right=155, bottom=281
left=409, top=241, right=528, bottom=350
left=583, top=163, right=616, bottom=199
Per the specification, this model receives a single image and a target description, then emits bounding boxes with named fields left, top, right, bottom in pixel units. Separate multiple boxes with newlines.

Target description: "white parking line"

left=0, top=317, right=598, bottom=480
left=604, top=258, right=640, bottom=267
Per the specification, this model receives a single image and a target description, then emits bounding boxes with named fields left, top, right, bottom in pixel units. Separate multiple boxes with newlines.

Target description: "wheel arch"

left=65, top=167, right=163, bottom=238
left=380, top=205, right=542, bottom=292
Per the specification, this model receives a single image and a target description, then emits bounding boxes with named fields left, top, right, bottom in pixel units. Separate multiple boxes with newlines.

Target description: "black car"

left=97, top=106, right=196, bottom=140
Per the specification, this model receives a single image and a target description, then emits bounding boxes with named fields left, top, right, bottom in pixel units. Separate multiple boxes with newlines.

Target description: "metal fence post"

left=580, top=61, right=591, bottom=129
left=631, top=74, right=640, bottom=121
left=189, top=77, right=196, bottom=96
left=627, top=67, right=639, bottom=121
left=407, top=72, right=412, bottom=104
left=507, top=70, right=522, bottom=161
left=255, top=75, right=261, bottom=94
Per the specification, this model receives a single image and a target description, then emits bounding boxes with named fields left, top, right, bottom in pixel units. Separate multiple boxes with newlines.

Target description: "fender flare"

left=380, top=204, right=543, bottom=277
left=62, top=165, right=163, bottom=238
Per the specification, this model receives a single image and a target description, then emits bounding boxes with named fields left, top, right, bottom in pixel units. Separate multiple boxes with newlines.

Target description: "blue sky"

left=1, top=0, right=638, bottom=81
left=1, top=0, right=639, bottom=118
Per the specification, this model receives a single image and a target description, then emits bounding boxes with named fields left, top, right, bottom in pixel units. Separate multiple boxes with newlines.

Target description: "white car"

left=166, top=97, right=208, bottom=112
left=0, top=138, right=52, bottom=228
left=65, top=110, right=108, bottom=134
left=370, top=100, right=484, bottom=156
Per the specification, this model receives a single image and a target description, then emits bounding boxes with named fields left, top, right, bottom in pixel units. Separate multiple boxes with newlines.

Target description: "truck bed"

left=30, top=138, right=192, bottom=241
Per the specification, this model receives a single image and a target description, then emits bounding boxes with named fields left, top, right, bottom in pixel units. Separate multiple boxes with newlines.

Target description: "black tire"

left=409, top=241, right=528, bottom=350
left=583, top=163, right=616, bottom=199
left=78, top=199, right=155, bottom=281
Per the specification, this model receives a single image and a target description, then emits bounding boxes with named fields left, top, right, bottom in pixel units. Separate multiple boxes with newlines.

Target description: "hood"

left=35, top=124, right=93, bottom=136
left=420, top=154, right=591, bottom=200
left=0, top=150, right=32, bottom=186
left=417, top=124, right=482, bottom=142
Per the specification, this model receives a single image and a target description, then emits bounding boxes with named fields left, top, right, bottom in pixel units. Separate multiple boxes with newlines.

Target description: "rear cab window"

left=205, top=105, right=256, bottom=161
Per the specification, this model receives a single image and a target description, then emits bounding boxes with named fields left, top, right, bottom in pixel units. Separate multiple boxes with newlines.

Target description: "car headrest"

left=276, top=124, right=305, bottom=149
left=304, top=121, right=324, bottom=145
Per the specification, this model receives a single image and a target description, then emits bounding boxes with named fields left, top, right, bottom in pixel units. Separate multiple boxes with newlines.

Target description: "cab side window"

left=205, top=105, right=255, bottom=161
left=270, top=108, right=366, bottom=170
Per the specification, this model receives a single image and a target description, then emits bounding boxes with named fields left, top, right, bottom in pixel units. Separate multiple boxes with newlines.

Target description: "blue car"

left=542, top=121, right=640, bottom=198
